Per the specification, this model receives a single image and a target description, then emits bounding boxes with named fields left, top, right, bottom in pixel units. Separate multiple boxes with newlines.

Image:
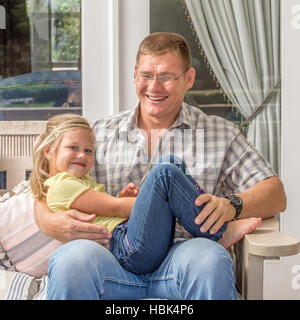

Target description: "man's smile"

left=146, top=95, right=168, bottom=102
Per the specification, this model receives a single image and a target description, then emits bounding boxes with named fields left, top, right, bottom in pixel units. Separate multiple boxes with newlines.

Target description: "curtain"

left=184, top=0, right=281, bottom=174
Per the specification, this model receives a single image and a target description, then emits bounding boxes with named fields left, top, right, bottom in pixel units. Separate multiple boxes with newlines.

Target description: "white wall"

left=264, top=0, right=300, bottom=299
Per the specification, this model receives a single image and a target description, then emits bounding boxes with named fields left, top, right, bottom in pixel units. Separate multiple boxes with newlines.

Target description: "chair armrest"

left=234, top=217, right=300, bottom=299
left=244, top=217, right=300, bottom=257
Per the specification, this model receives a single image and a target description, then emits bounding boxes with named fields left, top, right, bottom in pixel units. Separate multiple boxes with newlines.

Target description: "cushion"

left=0, top=270, right=39, bottom=300
left=0, top=182, right=62, bottom=277
left=32, top=275, right=47, bottom=300
left=0, top=242, right=16, bottom=271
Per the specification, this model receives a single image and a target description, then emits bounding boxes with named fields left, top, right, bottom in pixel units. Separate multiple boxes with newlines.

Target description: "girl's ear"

left=43, top=145, right=52, bottom=160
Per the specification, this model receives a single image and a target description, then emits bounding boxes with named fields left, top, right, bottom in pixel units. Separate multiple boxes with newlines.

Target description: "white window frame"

left=82, top=0, right=149, bottom=121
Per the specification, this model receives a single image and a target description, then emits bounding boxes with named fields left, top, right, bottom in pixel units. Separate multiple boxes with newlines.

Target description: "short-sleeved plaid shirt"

left=92, top=103, right=276, bottom=238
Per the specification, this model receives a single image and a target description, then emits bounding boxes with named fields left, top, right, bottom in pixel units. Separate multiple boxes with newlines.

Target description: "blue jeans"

left=110, top=156, right=227, bottom=274
left=47, top=238, right=237, bottom=299
left=47, top=155, right=236, bottom=300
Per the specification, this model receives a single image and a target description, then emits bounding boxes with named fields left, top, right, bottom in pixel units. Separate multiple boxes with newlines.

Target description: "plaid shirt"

left=92, top=103, right=276, bottom=238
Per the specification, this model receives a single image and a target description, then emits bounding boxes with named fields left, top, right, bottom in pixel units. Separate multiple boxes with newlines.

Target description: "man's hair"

left=136, top=32, right=191, bottom=71
left=29, top=113, right=94, bottom=199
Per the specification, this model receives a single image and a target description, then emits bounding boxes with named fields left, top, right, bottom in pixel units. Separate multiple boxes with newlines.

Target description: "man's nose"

left=148, top=78, right=163, bottom=90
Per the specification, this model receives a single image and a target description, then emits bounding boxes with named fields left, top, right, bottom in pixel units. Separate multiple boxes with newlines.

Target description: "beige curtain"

left=185, top=0, right=281, bottom=173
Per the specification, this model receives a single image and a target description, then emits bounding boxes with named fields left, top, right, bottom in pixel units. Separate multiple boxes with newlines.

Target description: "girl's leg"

left=157, top=156, right=261, bottom=251
left=157, top=154, right=205, bottom=194
left=110, top=162, right=225, bottom=274
left=157, top=154, right=227, bottom=237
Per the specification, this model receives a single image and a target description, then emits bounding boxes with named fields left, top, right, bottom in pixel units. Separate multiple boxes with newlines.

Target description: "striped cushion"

left=0, top=270, right=39, bottom=300
left=32, top=275, right=47, bottom=300
left=0, top=189, right=62, bottom=277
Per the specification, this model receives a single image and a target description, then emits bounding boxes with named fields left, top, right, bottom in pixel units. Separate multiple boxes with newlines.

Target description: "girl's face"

left=44, top=128, right=95, bottom=178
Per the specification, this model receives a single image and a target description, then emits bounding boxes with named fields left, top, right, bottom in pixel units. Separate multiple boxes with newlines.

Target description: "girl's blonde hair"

left=29, top=113, right=94, bottom=199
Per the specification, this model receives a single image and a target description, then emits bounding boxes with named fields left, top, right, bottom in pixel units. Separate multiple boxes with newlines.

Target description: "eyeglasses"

left=134, top=69, right=188, bottom=85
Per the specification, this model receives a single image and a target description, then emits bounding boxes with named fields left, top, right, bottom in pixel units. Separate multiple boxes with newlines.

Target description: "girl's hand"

left=119, top=183, right=140, bottom=198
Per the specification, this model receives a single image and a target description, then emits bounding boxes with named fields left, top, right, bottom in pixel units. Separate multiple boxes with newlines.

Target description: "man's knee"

left=172, top=238, right=234, bottom=275
left=48, top=239, right=107, bottom=275
left=169, top=239, right=236, bottom=299
left=47, top=240, right=110, bottom=299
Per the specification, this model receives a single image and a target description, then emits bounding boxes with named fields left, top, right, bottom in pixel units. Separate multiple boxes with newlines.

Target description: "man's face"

left=135, top=52, right=195, bottom=125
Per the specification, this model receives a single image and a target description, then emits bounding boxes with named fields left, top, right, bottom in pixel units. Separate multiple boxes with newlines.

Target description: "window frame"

left=81, top=0, right=149, bottom=121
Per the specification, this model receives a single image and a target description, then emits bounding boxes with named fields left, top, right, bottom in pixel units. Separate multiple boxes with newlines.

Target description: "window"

left=150, top=0, right=242, bottom=125
left=0, top=0, right=82, bottom=121
left=25, top=170, right=31, bottom=181
left=0, top=171, right=6, bottom=189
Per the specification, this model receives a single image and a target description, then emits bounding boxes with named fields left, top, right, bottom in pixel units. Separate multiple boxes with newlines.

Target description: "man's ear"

left=43, top=145, right=52, bottom=160
left=185, top=67, right=196, bottom=91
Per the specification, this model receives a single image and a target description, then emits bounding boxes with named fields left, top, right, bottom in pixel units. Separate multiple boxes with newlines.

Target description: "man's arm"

left=194, top=176, right=287, bottom=234
left=34, top=199, right=112, bottom=246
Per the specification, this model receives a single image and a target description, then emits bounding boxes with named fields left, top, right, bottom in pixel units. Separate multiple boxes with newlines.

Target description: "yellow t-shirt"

left=44, top=172, right=127, bottom=233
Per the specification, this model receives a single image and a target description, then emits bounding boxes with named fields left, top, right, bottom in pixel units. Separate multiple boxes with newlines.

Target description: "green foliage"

left=3, top=84, right=68, bottom=106
left=52, top=0, right=81, bottom=63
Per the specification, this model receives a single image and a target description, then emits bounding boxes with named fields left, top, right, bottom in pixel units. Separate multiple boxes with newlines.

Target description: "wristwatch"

left=224, top=194, right=243, bottom=219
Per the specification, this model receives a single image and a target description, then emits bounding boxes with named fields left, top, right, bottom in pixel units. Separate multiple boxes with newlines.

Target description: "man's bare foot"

left=218, top=218, right=262, bottom=249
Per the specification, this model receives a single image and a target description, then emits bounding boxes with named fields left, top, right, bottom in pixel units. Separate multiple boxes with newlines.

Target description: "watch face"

left=231, top=195, right=242, bottom=206
left=225, top=194, right=242, bottom=218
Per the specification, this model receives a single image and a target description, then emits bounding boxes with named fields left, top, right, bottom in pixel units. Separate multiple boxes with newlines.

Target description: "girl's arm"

left=70, top=189, right=135, bottom=218
left=35, top=198, right=112, bottom=245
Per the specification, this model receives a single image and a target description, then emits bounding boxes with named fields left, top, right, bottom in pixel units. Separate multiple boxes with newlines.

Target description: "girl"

left=30, top=114, right=261, bottom=274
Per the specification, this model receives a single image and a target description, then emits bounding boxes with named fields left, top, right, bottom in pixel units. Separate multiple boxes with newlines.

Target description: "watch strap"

left=224, top=194, right=243, bottom=219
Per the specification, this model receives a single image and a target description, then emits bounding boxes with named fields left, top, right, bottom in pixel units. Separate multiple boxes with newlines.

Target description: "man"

left=35, top=32, right=286, bottom=299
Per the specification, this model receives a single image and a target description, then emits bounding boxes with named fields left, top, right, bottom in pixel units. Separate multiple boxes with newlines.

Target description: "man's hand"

left=34, top=199, right=112, bottom=248
left=194, top=194, right=235, bottom=234
left=119, top=183, right=140, bottom=198
left=194, top=176, right=287, bottom=235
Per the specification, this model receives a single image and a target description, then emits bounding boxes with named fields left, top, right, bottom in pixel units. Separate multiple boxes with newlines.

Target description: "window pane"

left=0, top=0, right=82, bottom=121
left=0, top=171, right=6, bottom=189
left=150, top=0, right=242, bottom=126
left=26, top=170, right=31, bottom=180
